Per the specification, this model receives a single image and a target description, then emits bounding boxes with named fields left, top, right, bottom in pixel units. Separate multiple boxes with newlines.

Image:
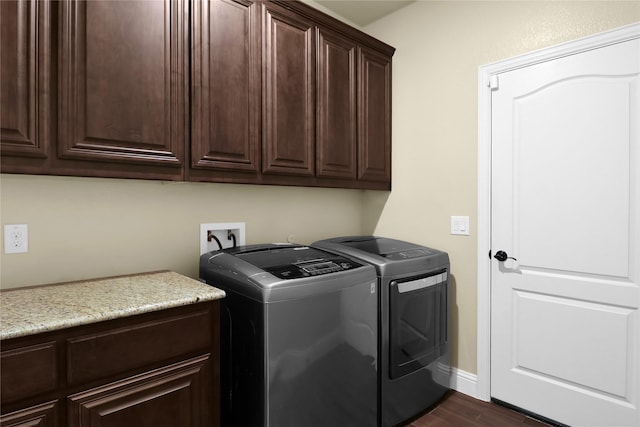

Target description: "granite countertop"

left=0, top=271, right=225, bottom=340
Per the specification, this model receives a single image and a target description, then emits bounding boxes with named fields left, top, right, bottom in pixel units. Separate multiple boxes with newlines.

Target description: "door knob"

left=494, top=250, right=517, bottom=262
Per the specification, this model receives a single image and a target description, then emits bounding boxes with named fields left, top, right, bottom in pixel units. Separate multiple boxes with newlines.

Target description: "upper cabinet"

left=1, top=0, right=394, bottom=190
left=189, top=0, right=261, bottom=182
left=358, top=46, right=392, bottom=183
left=261, top=2, right=316, bottom=178
left=1, top=0, right=187, bottom=180
left=0, top=0, right=52, bottom=161
left=56, top=0, right=187, bottom=179
left=316, top=27, right=358, bottom=181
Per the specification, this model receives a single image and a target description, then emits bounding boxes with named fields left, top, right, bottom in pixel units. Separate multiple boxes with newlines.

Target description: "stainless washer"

left=199, top=244, right=378, bottom=427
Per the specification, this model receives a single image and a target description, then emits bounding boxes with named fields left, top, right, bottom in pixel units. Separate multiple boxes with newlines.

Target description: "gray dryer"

left=313, top=236, right=450, bottom=427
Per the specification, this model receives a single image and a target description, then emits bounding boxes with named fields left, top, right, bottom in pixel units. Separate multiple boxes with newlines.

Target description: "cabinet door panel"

left=68, top=356, right=210, bottom=427
left=67, top=310, right=211, bottom=385
left=316, top=28, right=357, bottom=179
left=0, top=0, right=51, bottom=159
left=58, top=0, right=186, bottom=166
left=1, top=342, right=57, bottom=403
left=262, top=3, right=315, bottom=176
left=191, top=0, right=259, bottom=174
left=358, top=46, right=391, bottom=184
left=0, top=400, right=59, bottom=427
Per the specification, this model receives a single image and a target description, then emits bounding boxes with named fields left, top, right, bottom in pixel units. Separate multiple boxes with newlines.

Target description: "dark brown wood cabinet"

left=358, top=46, right=392, bottom=183
left=56, top=0, right=187, bottom=179
left=67, top=355, right=210, bottom=427
left=0, top=401, right=59, bottom=427
left=189, top=0, right=261, bottom=181
left=1, top=0, right=187, bottom=180
left=316, top=27, right=358, bottom=181
left=0, top=302, right=220, bottom=427
left=0, top=0, right=52, bottom=162
left=1, top=0, right=394, bottom=190
left=261, top=2, right=316, bottom=178
left=254, top=0, right=394, bottom=189
left=259, top=1, right=394, bottom=189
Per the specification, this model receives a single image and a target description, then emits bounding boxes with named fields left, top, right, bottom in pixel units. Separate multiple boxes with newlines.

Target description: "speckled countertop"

left=0, top=271, right=225, bottom=340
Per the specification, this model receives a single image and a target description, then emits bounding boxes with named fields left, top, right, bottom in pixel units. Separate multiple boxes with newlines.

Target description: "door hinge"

left=489, top=75, right=499, bottom=90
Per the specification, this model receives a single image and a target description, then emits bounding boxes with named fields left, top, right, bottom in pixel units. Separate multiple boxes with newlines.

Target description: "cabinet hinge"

left=489, top=75, right=499, bottom=90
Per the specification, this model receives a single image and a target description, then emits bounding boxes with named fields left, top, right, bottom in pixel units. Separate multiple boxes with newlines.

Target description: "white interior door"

left=490, top=35, right=640, bottom=427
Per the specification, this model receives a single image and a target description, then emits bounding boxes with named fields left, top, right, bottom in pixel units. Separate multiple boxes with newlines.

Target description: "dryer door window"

left=389, top=271, right=448, bottom=379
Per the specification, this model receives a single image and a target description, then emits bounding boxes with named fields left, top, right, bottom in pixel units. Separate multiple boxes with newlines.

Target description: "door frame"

left=476, top=22, right=640, bottom=402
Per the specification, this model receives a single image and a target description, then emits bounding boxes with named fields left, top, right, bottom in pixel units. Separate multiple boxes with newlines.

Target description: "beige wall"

left=1, top=1, right=638, bottom=379
left=0, top=174, right=365, bottom=288
left=361, top=1, right=639, bottom=375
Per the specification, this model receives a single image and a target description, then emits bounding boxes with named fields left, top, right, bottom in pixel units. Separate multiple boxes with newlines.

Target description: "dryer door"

left=389, top=270, right=448, bottom=379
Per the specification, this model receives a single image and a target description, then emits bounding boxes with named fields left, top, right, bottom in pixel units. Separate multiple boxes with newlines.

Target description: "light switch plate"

left=451, top=216, right=470, bottom=236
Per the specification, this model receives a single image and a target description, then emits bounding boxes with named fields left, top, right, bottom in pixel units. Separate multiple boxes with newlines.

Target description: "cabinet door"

left=1, top=341, right=57, bottom=404
left=68, top=355, right=211, bottom=427
left=262, top=3, right=315, bottom=177
left=66, top=310, right=211, bottom=385
left=0, top=0, right=52, bottom=160
left=190, top=0, right=260, bottom=179
left=0, top=400, right=59, bottom=427
left=358, top=46, right=392, bottom=185
left=316, top=28, right=357, bottom=180
left=58, top=0, right=187, bottom=171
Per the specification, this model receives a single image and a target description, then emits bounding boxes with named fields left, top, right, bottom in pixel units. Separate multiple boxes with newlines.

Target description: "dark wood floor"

left=403, top=391, right=551, bottom=427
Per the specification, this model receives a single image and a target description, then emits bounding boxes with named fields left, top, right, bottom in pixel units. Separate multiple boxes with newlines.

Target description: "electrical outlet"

left=200, top=222, right=246, bottom=255
left=4, top=224, right=28, bottom=254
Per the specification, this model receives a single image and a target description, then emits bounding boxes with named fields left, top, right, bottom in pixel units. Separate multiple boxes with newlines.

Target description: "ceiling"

left=314, top=0, right=415, bottom=26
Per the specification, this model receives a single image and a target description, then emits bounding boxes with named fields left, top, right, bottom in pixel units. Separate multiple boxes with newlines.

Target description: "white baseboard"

left=449, top=367, right=481, bottom=400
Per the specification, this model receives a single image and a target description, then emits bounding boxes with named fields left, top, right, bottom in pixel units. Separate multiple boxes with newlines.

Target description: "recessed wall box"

left=200, top=222, right=246, bottom=255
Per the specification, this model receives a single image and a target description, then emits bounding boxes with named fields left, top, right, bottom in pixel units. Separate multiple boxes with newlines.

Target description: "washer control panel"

left=266, top=257, right=362, bottom=279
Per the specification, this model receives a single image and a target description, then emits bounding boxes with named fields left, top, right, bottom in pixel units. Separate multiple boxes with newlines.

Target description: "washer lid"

left=199, top=243, right=376, bottom=302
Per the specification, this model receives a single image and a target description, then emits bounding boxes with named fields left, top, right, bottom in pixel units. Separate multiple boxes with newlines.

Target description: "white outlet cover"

left=4, top=224, right=28, bottom=254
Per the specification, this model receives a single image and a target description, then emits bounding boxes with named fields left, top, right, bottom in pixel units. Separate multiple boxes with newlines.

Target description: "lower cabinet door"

left=0, top=400, right=59, bottom=427
left=67, top=355, right=211, bottom=427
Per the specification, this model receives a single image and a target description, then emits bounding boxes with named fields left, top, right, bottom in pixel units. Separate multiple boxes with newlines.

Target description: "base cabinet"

left=0, top=401, right=59, bottom=427
left=0, top=302, right=220, bottom=427
left=68, top=356, right=209, bottom=427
